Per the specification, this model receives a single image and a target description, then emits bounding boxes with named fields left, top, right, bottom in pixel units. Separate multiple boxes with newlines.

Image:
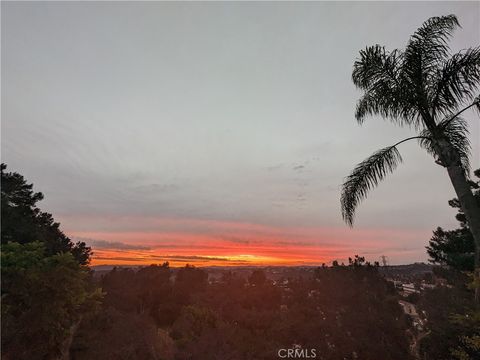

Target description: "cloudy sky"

left=2, top=1, right=479, bottom=266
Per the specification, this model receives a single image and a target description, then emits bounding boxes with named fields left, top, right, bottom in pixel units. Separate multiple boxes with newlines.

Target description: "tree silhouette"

left=248, top=269, right=267, bottom=287
left=1, top=165, right=101, bottom=359
left=1, top=242, right=102, bottom=360
left=427, top=169, right=479, bottom=270
left=1, top=163, right=91, bottom=264
left=340, top=15, right=480, bottom=300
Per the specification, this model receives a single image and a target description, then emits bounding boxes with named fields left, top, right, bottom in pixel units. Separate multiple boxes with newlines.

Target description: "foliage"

left=1, top=163, right=91, bottom=264
left=449, top=311, right=480, bottom=360
left=1, top=242, right=102, bottom=360
left=427, top=227, right=475, bottom=271
left=341, top=15, right=480, bottom=225
left=174, top=264, right=208, bottom=305
left=351, top=15, right=479, bottom=127
left=1, top=165, right=102, bottom=359
left=75, top=261, right=412, bottom=360
left=417, top=276, right=478, bottom=360
left=71, top=308, right=175, bottom=360
left=426, top=169, right=479, bottom=271
left=419, top=170, right=480, bottom=359
left=341, top=146, right=403, bottom=225
left=100, top=263, right=174, bottom=322
left=248, top=269, right=268, bottom=287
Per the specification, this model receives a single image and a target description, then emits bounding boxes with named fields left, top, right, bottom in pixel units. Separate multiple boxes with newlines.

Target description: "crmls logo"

left=278, top=348, right=317, bottom=358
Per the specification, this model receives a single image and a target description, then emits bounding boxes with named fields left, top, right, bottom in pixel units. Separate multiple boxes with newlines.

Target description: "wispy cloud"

left=75, top=237, right=151, bottom=251
left=149, top=254, right=249, bottom=262
left=217, top=235, right=251, bottom=244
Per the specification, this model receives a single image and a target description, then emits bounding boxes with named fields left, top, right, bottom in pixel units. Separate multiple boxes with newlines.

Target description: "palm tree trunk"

left=446, top=164, right=480, bottom=302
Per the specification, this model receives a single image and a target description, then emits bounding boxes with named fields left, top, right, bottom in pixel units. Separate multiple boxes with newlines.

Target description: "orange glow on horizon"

left=66, top=216, right=429, bottom=267
left=90, top=250, right=307, bottom=267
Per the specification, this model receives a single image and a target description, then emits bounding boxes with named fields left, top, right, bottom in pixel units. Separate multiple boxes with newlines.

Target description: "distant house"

left=420, top=283, right=435, bottom=290
left=401, top=283, right=419, bottom=295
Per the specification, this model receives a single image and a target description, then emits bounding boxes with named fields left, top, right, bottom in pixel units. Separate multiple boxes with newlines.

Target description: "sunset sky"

left=3, top=1, right=479, bottom=266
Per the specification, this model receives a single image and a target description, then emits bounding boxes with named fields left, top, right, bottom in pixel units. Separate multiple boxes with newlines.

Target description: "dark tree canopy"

left=1, top=163, right=91, bottom=264
left=248, top=269, right=267, bottom=287
left=426, top=169, right=479, bottom=271
left=1, top=165, right=101, bottom=359
left=1, top=242, right=102, bottom=360
left=75, top=262, right=412, bottom=360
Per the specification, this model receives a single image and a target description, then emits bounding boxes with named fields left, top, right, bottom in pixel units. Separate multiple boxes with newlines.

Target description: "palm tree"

left=340, top=15, right=480, bottom=300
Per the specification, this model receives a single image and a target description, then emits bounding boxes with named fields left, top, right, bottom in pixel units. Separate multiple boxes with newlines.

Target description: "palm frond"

left=354, top=91, right=400, bottom=124
left=402, top=15, right=460, bottom=113
left=475, top=95, right=480, bottom=114
left=352, top=45, right=391, bottom=89
left=412, top=14, right=459, bottom=47
left=419, top=116, right=471, bottom=173
left=432, top=47, right=480, bottom=117
left=405, top=15, right=459, bottom=76
left=352, top=46, right=417, bottom=125
left=341, top=146, right=403, bottom=226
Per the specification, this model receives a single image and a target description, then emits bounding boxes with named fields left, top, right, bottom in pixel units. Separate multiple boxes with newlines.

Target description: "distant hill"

left=92, top=263, right=434, bottom=280
left=378, top=263, right=433, bottom=277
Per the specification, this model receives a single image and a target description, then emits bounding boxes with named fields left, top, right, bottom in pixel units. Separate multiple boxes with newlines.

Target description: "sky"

left=2, top=1, right=479, bottom=266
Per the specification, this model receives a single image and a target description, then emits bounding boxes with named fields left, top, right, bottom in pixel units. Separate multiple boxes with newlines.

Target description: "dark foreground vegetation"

left=72, top=259, right=411, bottom=360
